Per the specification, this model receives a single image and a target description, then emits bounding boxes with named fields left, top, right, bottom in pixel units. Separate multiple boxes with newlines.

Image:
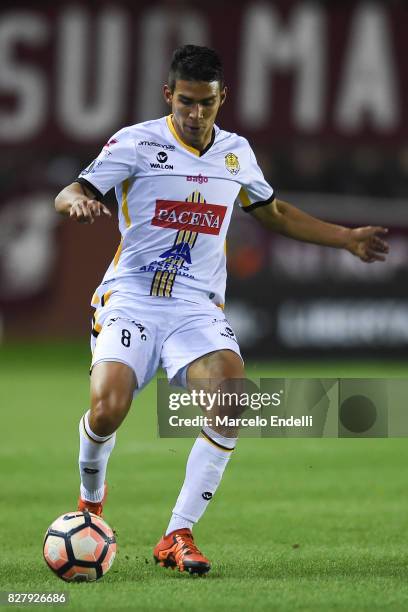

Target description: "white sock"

left=165, top=427, right=237, bottom=535
left=78, top=410, right=116, bottom=502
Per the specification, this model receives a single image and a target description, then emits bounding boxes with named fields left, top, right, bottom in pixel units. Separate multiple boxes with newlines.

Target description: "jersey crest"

left=225, top=152, right=240, bottom=175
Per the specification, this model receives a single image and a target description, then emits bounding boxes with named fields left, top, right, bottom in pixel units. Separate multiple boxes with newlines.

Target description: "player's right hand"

left=69, top=198, right=112, bottom=224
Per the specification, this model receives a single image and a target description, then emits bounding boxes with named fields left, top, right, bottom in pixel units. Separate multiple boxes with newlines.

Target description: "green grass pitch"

left=1, top=342, right=408, bottom=611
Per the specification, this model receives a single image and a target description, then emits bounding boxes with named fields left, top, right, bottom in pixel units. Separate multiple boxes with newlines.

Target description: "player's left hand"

left=346, top=226, right=389, bottom=263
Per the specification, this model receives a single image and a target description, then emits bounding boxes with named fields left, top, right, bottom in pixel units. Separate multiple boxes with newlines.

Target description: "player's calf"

left=90, top=361, right=137, bottom=436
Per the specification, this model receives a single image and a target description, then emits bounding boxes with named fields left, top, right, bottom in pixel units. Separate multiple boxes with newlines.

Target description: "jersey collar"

left=166, top=115, right=215, bottom=157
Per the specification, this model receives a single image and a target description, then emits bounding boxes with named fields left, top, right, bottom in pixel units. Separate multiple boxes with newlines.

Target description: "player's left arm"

left=250, top=198, right=389, bottom=263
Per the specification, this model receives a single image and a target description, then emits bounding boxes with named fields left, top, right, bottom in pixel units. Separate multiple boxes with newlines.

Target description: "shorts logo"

left=152, top=200, right=227, bottom=235
left=160, top=241, right=192, bottom=264
left=157, top=152, right=168, bottom=163
left=220, top=326, right=237, bottom=341
left=225, top=153, right=240, bottom=175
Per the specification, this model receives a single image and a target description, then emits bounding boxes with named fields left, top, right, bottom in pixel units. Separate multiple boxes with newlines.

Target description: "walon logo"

left=202, top=491, right=213, bottom=500
left=157, top=151, right=168, bottom=163
left=150, top=151, right=174, bottom=170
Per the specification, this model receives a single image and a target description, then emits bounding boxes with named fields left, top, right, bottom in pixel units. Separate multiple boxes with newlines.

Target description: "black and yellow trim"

left=91, top=315, right=102, bottom=338
left=100, top=290, right=113, bottom=307
left=166, top=115, right=200, bottom=156
left=166, top=115, right=216, bottom=157
left=200, top=429, right=235, bottom=452
left=82, top=415, right=113, bottom=445
left=91, top=290, right=113, bottom=337
left=200, top=128, right=216, bottom=156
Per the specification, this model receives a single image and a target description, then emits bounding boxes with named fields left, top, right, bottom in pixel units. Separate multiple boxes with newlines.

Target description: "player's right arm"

left=55, top=181, right=112, bottom=224
left=55, top=126, right=137, bottom=224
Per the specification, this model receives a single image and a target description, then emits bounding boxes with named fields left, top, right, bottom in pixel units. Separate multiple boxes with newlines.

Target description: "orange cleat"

left=153, top=528, right=211, bottom=575
left=77, top=483, right=108, bottom=517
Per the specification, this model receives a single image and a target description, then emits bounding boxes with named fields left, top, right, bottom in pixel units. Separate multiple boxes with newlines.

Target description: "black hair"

left=168, top=45, right=224, bottom=91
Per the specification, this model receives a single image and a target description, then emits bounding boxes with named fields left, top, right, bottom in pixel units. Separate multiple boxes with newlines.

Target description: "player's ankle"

left=80, top=484, right=105, bottom=503
left=165, top=513, right=193, bottom=535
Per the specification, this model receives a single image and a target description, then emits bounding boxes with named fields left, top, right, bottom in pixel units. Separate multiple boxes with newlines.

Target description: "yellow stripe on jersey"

left=166, top=115, right=200, bottom=157
left=91, top=292, right=100, bottom=306
left=177, top=230, right=186, bottom=244
left=150, top=272, right=161, bottom=296
left=165, top=273, right=175, bottom=297
left=151, top=270, right=173, bottom=298
left=121, top=179, right=131, bottom=228
left=113, top=239, right=123, bottom=270
left=238, top=187, right=251, bottom=208
left=159, top=271, right=170, bottom=296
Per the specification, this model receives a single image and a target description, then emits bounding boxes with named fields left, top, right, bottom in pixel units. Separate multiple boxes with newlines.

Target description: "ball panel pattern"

left=43, top=510, right=116, bottom=582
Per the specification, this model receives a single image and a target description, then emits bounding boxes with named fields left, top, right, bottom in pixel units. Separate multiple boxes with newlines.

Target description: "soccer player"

left=55, top=45, right=389, bottom=575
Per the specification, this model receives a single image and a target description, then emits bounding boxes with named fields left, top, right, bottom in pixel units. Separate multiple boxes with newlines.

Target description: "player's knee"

left=188, top=349, right=244, bottom=383
left=214, top=351, right=244, bottom=381
left=90, top=390, right=131, bottom=436
left=89, top=361, right=136, bottom=435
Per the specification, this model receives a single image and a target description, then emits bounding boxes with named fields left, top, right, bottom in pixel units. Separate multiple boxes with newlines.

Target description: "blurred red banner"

left=0, top=1, right=407, bottom=148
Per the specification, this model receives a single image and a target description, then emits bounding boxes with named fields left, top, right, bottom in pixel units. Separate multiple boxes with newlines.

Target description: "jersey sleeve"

left=76, top=127, right=137, bottom=200
left=236, top=145, right=275, bottom=213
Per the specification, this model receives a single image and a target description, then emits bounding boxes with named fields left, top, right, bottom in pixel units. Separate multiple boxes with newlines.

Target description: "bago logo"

left=152, top=200, right=227, bottom=235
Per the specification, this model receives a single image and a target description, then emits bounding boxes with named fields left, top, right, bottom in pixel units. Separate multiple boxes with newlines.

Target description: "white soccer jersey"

left=77, top=115, right=274, bottom=307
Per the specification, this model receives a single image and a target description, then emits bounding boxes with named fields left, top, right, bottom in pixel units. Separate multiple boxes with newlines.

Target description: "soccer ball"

left=43, top=510, right=116, bottom=582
